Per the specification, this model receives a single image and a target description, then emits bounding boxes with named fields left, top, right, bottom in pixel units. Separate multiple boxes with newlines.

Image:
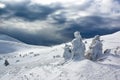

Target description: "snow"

left=0, top=31, right=120, bottom=80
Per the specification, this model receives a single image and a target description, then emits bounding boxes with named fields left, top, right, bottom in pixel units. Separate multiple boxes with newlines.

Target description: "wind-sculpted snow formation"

left=63, top=31, right=86, bottom=61
left=71, top=31, right=86, bottom=60
left=63, top=31, right=103, bottom=61
left=86, top=35, right=103, bottom=61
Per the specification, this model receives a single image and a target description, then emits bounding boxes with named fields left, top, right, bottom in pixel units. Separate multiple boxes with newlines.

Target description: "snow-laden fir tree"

left=71, top=31, right=85, bottom=60
left=63, top=44, right=72, bottom=61
left=86, top=35, right=103, bottom=61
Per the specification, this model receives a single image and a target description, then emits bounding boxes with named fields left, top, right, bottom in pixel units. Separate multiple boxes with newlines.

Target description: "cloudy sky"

left=0, top=0, right=120, bottom=46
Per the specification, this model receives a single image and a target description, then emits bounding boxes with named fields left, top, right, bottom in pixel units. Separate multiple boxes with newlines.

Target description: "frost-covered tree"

left=71, top=31, right=85, bottom=60
left=63, top=44, right=72, bottom=61
left=86, top=35, right=103, bottom=61
left=4, top=59, right=9, bottom=66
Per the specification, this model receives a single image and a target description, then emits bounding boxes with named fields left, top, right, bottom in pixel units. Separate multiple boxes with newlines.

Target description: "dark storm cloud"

left=0, top=0, right=120, bottom=46
left=115, top=0, right=120, bottom=3
left=0, top=1, right=62, bottom=21
left=0, top=27, right=64, bottom=46
left=0, top=1, right=66, bottom=46
left=0, top=16, right=120, bottom=46
left=58, top=16, right=120, bottom=40
left=51, top=14, right=67, bottom=24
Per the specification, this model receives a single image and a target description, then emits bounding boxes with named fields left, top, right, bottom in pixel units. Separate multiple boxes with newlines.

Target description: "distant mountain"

left=0, top=34, right=48, bottom=54
left=0, top=34, right=21, bottom=43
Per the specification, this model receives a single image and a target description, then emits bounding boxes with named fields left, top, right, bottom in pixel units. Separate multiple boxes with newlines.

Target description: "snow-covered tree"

left=86, top=35, right=103, bottom=61
left=71, top=31, right=85, bottom=60
left=63, top=44, right=72, bottom=61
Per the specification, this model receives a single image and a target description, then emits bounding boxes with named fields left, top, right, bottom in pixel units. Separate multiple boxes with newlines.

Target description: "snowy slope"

left=0, top=31, right=120, bottom=80
left=0, top=34, right=48, bottom=54
left=102, top=31, right=120, bottom=50
left=85, top=31, right=120, bottom=51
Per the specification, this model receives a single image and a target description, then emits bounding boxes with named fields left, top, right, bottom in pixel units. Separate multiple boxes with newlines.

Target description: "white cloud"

left=31, top=0, right=76, bottom=5
left=1, top=0, right=119, bottom=31
left=42, top=0, right=120, bottom=20
left=0, top=18, right=63, bottom=34
left=0, top=3, right=6, bottom=8
left=0, top=17, right=66, bottom=40
left=0, top=0, right=27, bottom=3
left=1, top=0, right=120, bottom=17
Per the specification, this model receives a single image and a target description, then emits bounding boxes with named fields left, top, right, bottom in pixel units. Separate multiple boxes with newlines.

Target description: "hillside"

left=0, top=31, right=120, bottom=80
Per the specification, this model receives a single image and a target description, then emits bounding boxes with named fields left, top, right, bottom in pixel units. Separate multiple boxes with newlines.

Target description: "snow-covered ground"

left=0, top=31, right=120, bottom=80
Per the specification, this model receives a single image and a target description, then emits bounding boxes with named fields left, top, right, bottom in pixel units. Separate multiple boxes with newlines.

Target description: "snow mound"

left=62, top=59, right=120, bottom=80
left=1, top=59, right=119, bottom=80
left=99, top=54, right=120, bottom=66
